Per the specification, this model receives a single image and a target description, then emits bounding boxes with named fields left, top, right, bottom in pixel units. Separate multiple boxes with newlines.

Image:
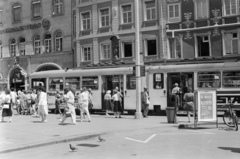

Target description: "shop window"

left=153, top=73, right=163, bottom=89
left=82, top=76, right=98, bottom=90
left=198, top=72, right=221, bottom=88
left=127, top=75, right=136, bottom=89
left=223, top=71, right=240, bottom=87
left=65, top=77, right=80, bottom=90
left=49, top=78, right=63, bottom=91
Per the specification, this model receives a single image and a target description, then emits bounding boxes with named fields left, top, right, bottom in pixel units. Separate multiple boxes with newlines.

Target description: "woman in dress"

left=37, top=87, right=48, bottom=123
left=104, top=90, right=112, bottom=116
left=183, top=87, right=194, bottom=122
left=112, top=89, right=122, bottom=118
left=1, top=89, right=13, bottom=122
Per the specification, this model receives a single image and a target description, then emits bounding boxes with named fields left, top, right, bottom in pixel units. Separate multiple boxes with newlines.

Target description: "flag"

left=20, top=69, right=27, bottom=77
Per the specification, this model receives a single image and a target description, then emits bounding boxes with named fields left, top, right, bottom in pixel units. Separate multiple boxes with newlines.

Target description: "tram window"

left=49, top=78, right=63, bottom=91
left=82, top=76, right=98, bottom=90
left=198, top=72, right=220, bottom=88
left=223, top=71, right=240, bottom=87
left=65, top=77, right=80, bottom=90
left=153, top=73, right=163, bottom=89
left=127, top=75, right=136, bottom=89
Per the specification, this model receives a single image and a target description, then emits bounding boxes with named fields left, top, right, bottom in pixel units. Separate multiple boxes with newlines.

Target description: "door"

left=102, top=75, right=124, bottom=110
left=124, top=74, right=136, bottom=110
left=167, top=72, right=194, bottom=109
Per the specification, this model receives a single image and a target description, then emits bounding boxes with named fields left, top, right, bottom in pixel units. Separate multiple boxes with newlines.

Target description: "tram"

left=29, top=61, right=240, bottom=114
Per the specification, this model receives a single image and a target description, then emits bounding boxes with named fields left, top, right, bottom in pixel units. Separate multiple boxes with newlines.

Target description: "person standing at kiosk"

left=172, top=83, right=181, bottom=109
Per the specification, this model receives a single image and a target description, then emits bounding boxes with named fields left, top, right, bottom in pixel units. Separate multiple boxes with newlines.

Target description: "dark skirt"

left=2, top=104, right=13, bottom=117
left=103, top=99, right=112, bottom=111
left=113, top=101, right=122, bottom=112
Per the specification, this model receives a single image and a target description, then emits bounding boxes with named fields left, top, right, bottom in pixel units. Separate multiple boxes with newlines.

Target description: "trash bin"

left=166, top=107, right=176, bottom=123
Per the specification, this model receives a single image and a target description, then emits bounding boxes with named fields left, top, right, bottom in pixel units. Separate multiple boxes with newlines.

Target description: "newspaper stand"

left=194, top=89, right=218, bottom=129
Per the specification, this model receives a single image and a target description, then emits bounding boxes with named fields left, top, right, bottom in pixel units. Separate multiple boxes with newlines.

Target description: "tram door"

left=102, top=75, right=124, bottom=110
left=167, top=72, right=193, bottom=109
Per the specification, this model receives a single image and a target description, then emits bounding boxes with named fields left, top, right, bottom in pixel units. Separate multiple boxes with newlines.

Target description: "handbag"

left=3, top=104, right=10, bottom=109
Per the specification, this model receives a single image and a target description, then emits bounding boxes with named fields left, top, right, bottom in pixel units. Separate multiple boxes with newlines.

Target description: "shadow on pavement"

left=218, top=147, right=240, bottom=153
left=32, top=121, right=42, bottom=123
left=77, top=143, right=99, bottom=147
left=218, top=127, right=237, bottom=131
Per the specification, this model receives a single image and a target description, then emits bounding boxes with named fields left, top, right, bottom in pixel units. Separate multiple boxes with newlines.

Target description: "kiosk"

left=194, top=89, right=218, bottom=129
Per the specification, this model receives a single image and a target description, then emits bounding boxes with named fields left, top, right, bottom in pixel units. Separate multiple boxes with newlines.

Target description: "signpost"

left=194, top=89, right=218, bottom=128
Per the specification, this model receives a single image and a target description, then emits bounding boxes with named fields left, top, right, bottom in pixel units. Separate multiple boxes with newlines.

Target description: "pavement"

left=0, top=111, right=231, bottom=154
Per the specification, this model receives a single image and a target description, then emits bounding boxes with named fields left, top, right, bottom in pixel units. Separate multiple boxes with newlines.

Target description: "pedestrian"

left=1, top=89, right=13, bottom=122
left=36, top=87, right=48, bottom=123
left=172, top=83, right=181, bottom=109
left=55, top=91, right=62, bottom=115
left=31, top=89, right=37, bottom=116
left=142, top=86, right=150, bottom=118
left=26, top=90, right=32, bottom=115
left=183, top=87, right=194, bottom=123
left=59, top=88, right=77, bottom=125
left=19, top=90, right=27, bottom=115
left=10, top=88, right=17, bottom=115
left=88, top=88, right=93, bottom=113
left=104, top=90, right=112, bottom=116
left=79, top=87, right=91, bottom=122
left=112, top=89, right=122, bottom=118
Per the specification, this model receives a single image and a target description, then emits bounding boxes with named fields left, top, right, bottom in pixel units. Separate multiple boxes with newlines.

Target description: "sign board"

left=195, top=89, right=217, bottom=122
left=133, top=66, right=145, bottom=77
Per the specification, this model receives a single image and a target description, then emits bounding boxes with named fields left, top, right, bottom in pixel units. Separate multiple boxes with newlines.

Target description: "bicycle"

left=222, top=98, right=238, bottom=131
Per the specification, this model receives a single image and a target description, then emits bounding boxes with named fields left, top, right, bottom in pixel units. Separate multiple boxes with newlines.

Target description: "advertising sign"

left=197, top=90, right=217, bottom=121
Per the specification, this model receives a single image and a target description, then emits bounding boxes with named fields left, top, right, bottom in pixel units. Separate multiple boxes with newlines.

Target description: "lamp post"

left=134, top=0, right=142, bottom=119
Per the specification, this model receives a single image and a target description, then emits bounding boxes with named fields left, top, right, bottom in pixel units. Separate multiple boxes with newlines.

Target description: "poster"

left=197, top=90, right=217, bottom=121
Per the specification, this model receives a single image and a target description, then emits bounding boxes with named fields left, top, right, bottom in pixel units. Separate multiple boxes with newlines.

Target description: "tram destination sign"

left=133, top=66, right=145, bottom=77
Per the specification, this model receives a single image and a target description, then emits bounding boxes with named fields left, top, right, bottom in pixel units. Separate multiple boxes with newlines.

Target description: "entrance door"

left=102, top=75, right=124, bottom=110
left=167, top=72, right=194, bottom=109
left=10, top=68, right=25, bottom=91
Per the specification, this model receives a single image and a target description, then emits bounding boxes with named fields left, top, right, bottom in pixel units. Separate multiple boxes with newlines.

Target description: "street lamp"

left=134, top=0, right=142, bottom=119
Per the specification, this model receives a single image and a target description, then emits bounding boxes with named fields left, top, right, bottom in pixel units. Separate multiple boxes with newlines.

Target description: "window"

left=82, top=76, right=98, bottom=90
left=65, top=77, right=80, bottom=90
left=123, top=42, right=133, bottom=57
left=81, top=12, right=91, bottom=30
left=0, top=9, right=2, bottom=24
left=101, top=43, right=111, bottom=60
left=144, top=0, right=156, bottom=21
left=169, top=38, right=181, bottom=59
left=44, top=33, right=51, bottom=53
left=168, top=3, right=180, bottom=23
left=12, top=4, right=21, bottom=23
left=121, top=4, right=132, bottom=24
left=223, top=0, right=239, bottom=16
left=153, top=73, right=163, bottom=89
left=19, top=37, right=25, bottom=56
left=32, top=0, right=41, bottom=18
left=0, top=41, right=2, bottom=58
left=10, top=39, right=16, bottom=57
left=195, top=0, right=208, bottom=19
left=53, top=0, right=63, bottom=15
left=225, top=32, right=238, bottom=55
left=198, top=72, right=221, bottom=88
left=127, top=75, right=136, bottom=89
left=197, top=35, right=210, bottom=57
left=223, top=71, right=240, bottom=87
left=34, top=35, right=41, bottom=54
left=49, top=78, right=63, bottom=91
left=55, top=32, right=62, bottom=52
left=82, top=46, right=91, bottom=61
left=99, top=8, right=110, bottom=27
left=145, top=39, right=157, bottom=56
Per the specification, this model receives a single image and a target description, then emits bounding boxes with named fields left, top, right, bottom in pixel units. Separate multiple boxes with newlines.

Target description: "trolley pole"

left=134, top=0, right=142, bottom=119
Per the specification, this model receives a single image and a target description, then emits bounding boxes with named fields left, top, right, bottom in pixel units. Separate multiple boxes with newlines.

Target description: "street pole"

left=134, top=0, right=142, bottom=119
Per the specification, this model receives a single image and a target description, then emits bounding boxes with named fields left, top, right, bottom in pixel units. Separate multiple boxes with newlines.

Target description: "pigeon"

left=69, top=144, right=78, bottom=151
left=98, top=135, right=105, bottom=142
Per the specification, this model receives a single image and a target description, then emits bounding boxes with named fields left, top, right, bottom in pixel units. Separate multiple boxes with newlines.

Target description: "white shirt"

left=10, top=91, right=17, bottom=103
left=38, top=92, right=47, bottom=106
left=172, top=86, right=180, bottom=94
left=66, top=91, right=74, bottom=104
left=80, top=91, right=89, bottom=107
left=112, top=94, right=119, bottom=101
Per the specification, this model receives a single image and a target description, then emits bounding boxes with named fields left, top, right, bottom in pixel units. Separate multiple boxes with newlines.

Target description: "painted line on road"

left=125, top=134, right=157, bottom=143
left=186, top=130, right=215, bottom=134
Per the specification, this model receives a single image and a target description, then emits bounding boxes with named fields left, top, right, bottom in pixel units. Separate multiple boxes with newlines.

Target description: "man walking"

left=142, top=86, right=150, bottom=118
left=79, top=87, right=91, bottom=122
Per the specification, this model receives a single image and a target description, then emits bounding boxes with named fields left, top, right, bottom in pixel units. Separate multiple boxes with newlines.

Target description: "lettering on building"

left=0, top=23, right=42, bottom=35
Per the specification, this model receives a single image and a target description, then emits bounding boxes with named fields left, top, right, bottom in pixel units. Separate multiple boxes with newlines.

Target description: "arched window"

left=19, top=37, right=25, bottom=56
left=34, top=35, right=41, bottom=54
left=53, top=0, right=63, bottom=15
left=0, top=41, right=2, bottom=58
left=44, top=33, right=51, bottom=53
left=55, top=31, right=62, bottom=52
left=10, top=39, right=16, bottom=56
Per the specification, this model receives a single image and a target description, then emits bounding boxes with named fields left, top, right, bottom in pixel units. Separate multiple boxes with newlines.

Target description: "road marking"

left=186, top=130, right=215, bottom=134
left=125, top=134, right=156, bottom=143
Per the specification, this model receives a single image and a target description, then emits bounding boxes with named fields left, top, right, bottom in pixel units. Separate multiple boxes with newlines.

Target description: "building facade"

left=0, top=0, right=75, bottom=91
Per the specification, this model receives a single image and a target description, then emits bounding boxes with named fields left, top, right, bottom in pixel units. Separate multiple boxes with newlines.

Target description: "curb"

left=0, top=133, right=104, bottom=154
